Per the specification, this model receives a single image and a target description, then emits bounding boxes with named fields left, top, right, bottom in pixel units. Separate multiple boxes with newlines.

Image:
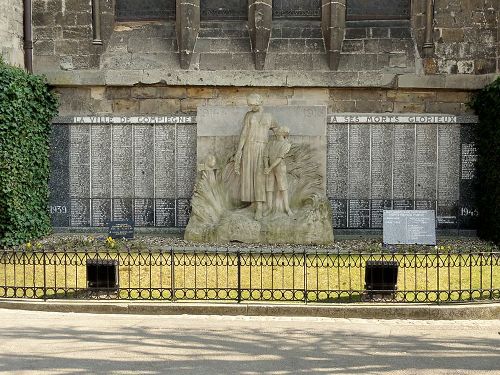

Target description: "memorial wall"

left=49, top=116, right=196, bottom=229
left=327, top=114, right=478, bottom=231
left=49, top=113, right=478, bottom=232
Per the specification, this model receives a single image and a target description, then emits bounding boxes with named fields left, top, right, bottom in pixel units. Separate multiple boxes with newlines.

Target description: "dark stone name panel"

left=415, top=124, right=437, bottom=203
left=50, top=119, right=197, bottom=229
left=459, top=124, right=478, bottom=229
left=393, top=124, right=415, bottom=201
left=327, top=124, right=348, bottom=199
left=326, top=118, right=477, bottom=231
left=69, top=125, right=90, bottom=227
left=371, top=124, right=393, bottom=200
left=49, top=125, right=71, bottom=227
left=176, top=125, right=197, bottom=199
left=348, top=124, right=370, bottom=199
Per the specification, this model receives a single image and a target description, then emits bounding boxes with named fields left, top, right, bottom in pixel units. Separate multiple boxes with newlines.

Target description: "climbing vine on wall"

left=0, top=59, right=58, bottom=247
left=469, top=77, right=500, bottom=245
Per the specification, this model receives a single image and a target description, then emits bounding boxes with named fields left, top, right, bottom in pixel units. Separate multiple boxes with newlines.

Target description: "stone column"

left=248, top=0, right=272, bottom=70
left=321, top=0, right=346, bottom=71
left=176, top=0, right=200, bottom=69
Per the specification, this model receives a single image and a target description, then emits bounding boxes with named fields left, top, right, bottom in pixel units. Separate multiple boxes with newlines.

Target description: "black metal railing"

left=0, top=249, right=498, bottom=303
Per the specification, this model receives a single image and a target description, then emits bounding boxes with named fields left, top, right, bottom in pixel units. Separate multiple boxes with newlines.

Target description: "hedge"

left=0, top=59, right=58, bottom=247
left=469, top=77, right=500, bottom=245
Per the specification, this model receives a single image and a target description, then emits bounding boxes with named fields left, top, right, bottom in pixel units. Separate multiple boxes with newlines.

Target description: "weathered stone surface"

left=38, top=69, right=500, bottom=90
left=322, top=0, right=346, bottom=70
left=176, top=0, right=200, bottom=69
left=248, top=0, right=272, bottom=70
left=197, top=105, right=326, bottom=137
left=0, top=0, right=24, bottom=67
left=186, top=96, right=333, bottom=244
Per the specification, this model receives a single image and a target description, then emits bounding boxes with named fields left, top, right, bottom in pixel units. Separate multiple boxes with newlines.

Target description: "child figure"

left=264, top=126, right=293, bottom=216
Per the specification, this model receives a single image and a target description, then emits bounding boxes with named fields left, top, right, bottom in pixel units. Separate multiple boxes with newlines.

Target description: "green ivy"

left=469, top=77, right=500, bottom=245
left=0, top=58, right=58, bottom=247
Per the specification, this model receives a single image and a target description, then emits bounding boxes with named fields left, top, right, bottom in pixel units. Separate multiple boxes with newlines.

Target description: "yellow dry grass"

left=1, top=251, right=499, bottom=302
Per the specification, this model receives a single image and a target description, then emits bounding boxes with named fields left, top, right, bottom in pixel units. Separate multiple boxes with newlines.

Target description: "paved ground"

left=0, top=309, right=499, bottom=374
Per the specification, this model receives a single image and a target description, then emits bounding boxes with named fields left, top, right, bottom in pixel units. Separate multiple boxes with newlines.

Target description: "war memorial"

left=27, top=0, right=496, bottom=237
left=0, top=0, right=499, bottom=307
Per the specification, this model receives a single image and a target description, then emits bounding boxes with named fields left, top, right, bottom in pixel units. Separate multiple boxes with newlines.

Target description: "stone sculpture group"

left=185, top=94, right=334, bottom=244
left=234, top=94, right=293, bottom=220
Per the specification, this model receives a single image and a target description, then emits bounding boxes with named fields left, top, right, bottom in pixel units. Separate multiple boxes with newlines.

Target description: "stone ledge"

left=1, top=299, right=499, bottom=320
left=37, top=69, right=500, bottom=90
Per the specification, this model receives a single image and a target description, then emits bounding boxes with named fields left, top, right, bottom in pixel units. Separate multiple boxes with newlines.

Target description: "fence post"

left=170, top=248, right=175, bottom=302
left=42, top=249, right=47, bottom=301
left=436, top=247, right=440, bottom=304
left=490, top=250, right=494, bottom=300
left=303, top=251, right=307, bottom=304
left=237, top=250, right=241, bottom=303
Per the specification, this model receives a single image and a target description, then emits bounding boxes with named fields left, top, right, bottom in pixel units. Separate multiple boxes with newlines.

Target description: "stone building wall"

left=433, top=0, right=499, bottom=74
left=32, top=0, right=114, bottom=71
left=0, top=0, right=24, bottom=67
left=53, top=85, right=474, bottom=117
left=31, top=0, right=500, bottom=74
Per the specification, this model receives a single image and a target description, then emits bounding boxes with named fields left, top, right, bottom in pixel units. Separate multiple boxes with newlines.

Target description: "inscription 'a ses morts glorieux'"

left=49, top=114, right=478, bottom=232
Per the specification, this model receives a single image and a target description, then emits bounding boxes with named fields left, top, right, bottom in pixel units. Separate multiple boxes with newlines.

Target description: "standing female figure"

left=234, top=94, right=277, bottom=220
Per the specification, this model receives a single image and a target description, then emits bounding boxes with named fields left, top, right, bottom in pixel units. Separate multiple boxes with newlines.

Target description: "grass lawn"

left=1, top=250, right=499, bottom=303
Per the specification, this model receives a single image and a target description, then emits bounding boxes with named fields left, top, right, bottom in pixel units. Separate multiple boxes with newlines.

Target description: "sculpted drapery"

left=235, top=94, right=277, bottom=219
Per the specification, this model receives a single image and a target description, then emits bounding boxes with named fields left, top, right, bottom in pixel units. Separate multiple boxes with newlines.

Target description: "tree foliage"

left=469, top=77, right=500, bottom=245
left=0, top=59, right=58, bottom=246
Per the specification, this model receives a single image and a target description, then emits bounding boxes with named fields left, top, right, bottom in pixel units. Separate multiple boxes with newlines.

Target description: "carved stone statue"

left=185, top=96, right=334, bottom=245
left=264, top=126, right=293, bottom=216
left=234, top=93, right=277, bottom=220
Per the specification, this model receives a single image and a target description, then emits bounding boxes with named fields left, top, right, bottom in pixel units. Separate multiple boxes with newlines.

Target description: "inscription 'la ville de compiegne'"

left=185, top=94, right=334, bottom=245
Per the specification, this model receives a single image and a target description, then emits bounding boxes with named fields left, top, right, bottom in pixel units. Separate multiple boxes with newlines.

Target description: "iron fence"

left=0, top=249, right=499, bottom=303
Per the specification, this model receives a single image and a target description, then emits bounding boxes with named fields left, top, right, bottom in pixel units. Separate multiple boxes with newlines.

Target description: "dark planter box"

left=364, top=260, right=399, bottom=297
left=86, top=259, right=119, bottom=290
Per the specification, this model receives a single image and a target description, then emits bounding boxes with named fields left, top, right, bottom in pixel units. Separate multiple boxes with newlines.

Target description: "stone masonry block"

left=158, top=99, right=181, bottom=113
left=342, top=40, right=364, bottom=53
left=435, top=91, right=471, bottom=103
left=425, top=101, right=462, bottom=114
left=106, top=87, right=131, bottom=100
left=393, top=102, right=426, bottom=112
left=157, top=87, right=187, bottom=99
left=139, top=99, right=162, bottom=114
left=34, top=40, right=55, bottom=56
left=180, top=98, right=207, bottom=112
left=112, top=99, right=140, bottom=114
left=186, top=87, right=218, bottom=99
left=132, top=87, right=158, bottom=99
left=387, top=90, right=436, bottom=102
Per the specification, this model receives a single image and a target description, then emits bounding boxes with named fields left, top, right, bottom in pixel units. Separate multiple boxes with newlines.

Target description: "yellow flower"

left=106, top=236, right=116, bottom=249
left=25, top=242, right=32, bottom=250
